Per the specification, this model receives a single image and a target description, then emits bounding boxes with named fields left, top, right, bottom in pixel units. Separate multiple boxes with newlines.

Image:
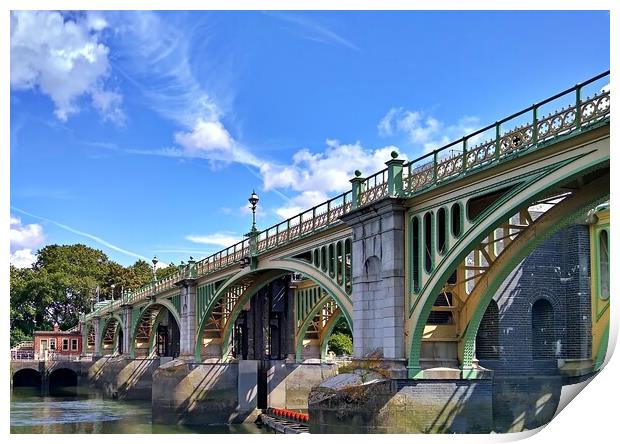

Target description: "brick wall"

left=476, top=224, right=591, bottom=376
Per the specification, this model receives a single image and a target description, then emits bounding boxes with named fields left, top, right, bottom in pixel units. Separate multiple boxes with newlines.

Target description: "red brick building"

left=33, top=324, right=82, bottom=358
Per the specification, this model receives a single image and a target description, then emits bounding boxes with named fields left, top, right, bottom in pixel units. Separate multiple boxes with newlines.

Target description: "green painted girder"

left=406, top=143, right=609, bottom=378
left=129, top=299, right=182, bottom=358
left=193, top=259, right=354, bottom=362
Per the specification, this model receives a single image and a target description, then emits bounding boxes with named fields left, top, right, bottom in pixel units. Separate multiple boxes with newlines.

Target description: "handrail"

left=83, top=70, right=610, bottom=321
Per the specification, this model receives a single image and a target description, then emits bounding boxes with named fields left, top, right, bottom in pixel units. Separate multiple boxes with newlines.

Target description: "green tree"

left=130, top=259, right=155, bottom=288
left=156, top=263, right=178, bottom=280
left=328, top=332, right=353, bottom=356
left=12, top=244, right=110, bottom=332
left=327, top=317, right=353, bottom=356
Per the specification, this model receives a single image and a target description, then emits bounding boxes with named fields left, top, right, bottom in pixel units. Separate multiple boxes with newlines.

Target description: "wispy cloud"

left=108, top=11, right=219, bottom=128
left=11, top=206, right=149, bottom=261
left=185, top=232, right=241, bottom=247
left=265, top=11, right=360, bottom=52
left=378, top=107, right=480, bottom=154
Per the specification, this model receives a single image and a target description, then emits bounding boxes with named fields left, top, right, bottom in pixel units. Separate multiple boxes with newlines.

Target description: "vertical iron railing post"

left=495, top=121, right=501, bottom=160
left=575, top=83, right=582, bottom=129
left=532, top=103, right=538, bottom=145
left=462, top=137, right=468, bottom=174
left=432, top=151, right=438, bottom=184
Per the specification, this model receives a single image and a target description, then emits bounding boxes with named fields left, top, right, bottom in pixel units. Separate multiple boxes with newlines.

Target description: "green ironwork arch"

left=319, top=312, right=349, bottom=360
left=459, top=178, right=609, bottom=376
left=83, top=320, right=96, bottom=352
left=194, top=269, right=287, bottom=362
left=194, top=259, right=353, bottom=362
left=98, top=313, right=124, bottom=354
left=145, top=305, right=182, bottom=357
left=294, top=293, right=331, bottom=362
left=129, top=299, right=181, bottom=358
left=407, top=153, right=609, bottom=379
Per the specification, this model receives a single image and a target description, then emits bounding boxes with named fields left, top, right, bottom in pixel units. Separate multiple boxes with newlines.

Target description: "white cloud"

left=10, top=11, right=123, bottom=123
left=10, top=214, right=45, bottom=268
left=108, top=11, right=222, bottom=128
left=174, top=118, right=262, bottom=167
left=186, top=232, right=241, bottom=247
left=10, top=214, right=45, bottom=251
left=275, top=190, right=330, bottom=219
left=258, top=140, right=403, bottom=219
left=260, top=140, right=401, bottom=195
left=10, top=249, right=38, bottom=269
left=378, top=107, right=479, bottom=153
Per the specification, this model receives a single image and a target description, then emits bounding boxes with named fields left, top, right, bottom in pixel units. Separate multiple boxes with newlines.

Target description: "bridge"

left=34, top=71, right=610, bottom=433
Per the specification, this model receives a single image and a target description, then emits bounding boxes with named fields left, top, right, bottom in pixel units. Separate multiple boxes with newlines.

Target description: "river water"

left=10, top=387, right=269, bottom=434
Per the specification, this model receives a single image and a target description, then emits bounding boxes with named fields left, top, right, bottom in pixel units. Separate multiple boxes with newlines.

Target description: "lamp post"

left=248, top=190, right=259, bottom=232
left=241, top=190, right=260, bottom=269
left=152, top=256, right=158, bottom=282
left=110, top=284, right=116, bottom=300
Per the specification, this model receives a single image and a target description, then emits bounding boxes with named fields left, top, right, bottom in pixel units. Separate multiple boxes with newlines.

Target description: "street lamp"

left=110, top=284, right=116, bottom=300
left=248, top=190, right=259, bottom=232
left=152, top=256, right=159, bottom=281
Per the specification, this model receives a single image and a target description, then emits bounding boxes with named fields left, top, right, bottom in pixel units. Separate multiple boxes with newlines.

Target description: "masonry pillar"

left=121, top=304, right=133, bottom=356
left=92, top=316, right=102, bottom=357
left=177, top=279, right=197, bottom=361
left=341, top=197, right=407, bottom=374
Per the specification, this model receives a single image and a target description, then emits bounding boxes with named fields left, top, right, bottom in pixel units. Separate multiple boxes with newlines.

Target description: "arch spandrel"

left=406, top=147, right=609, bottom=379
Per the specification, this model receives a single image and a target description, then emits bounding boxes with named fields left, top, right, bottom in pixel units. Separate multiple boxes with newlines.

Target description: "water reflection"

left=11, top=387, right=268, bottom=434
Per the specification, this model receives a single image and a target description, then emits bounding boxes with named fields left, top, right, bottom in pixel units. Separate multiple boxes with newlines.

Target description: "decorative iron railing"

left=82, top=71, right=610, bottom=322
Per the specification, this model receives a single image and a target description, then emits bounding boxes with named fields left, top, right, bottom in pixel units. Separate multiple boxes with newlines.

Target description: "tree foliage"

left=327, top=317, right=353, bottom=356
left=328, top=332, right=353, bottom=356
left=9, top=244, right=184, bottom=344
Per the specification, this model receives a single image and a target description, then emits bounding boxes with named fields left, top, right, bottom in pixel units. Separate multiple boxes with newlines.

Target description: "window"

left=599, top=229, right=610, bottom=300
left=62, top=338, right=69, bottom=350
left=40, top=339, right=48, bottom=351
left=71, top=339, right=78, bottom=350
left=49, top=339, right=56, bottom=350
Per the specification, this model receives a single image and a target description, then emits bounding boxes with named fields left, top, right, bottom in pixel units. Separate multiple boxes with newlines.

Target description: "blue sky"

left=9, top=10, right=610, bottom=267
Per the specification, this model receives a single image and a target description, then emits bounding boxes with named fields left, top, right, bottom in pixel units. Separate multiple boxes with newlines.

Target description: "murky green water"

left=10, top=387, right=269, bottom=434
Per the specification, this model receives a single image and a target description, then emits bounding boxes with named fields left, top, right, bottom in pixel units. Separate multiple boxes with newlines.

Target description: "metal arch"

left=129, top=299, right=182, bottom=358
left=194, top=270, right=286, bottom=361
left=319, top=311, right=348, bottom=360
left=407, top=148, right=609, bottom=379
left=98, top=313, right=124, bottom=355
left=194, top=259, right=354, bottom=362
left=83, top=321, right=96, bottom=353
left=458, top=176, right=609, bottom=376
left=294, top=293, right=331, bottom=362
left=145, top=304, right=181, bottom=357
